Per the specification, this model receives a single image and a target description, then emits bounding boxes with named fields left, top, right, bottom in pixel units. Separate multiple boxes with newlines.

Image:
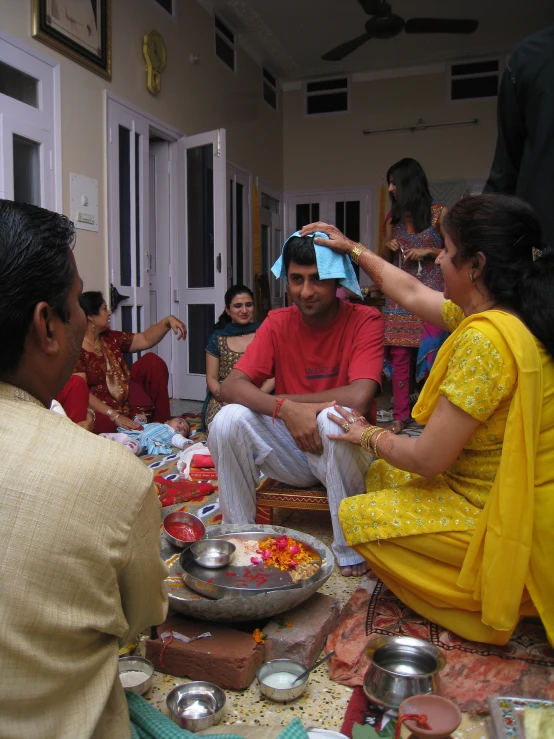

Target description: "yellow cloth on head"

left=412, top=310, right=554, bottom=643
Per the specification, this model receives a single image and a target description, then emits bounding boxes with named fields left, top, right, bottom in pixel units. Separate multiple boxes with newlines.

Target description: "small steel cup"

left=163, top=511, right=205, bottom=549
left=118, top=656, right=154, bottom=695
left=190, top=539, right=236, bottom=568
left=166, top=681, right=226, bottom=732
left=257, top=658, right=309, bottom=702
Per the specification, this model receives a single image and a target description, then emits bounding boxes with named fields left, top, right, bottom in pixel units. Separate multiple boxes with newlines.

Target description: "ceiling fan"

left=321, top=0, right=479, bottom=62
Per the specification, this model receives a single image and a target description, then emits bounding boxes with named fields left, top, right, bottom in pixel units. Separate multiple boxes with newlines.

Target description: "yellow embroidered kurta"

left=340, top=301, right=516, bottom=541
left=338, top=302, right=554, bottom=645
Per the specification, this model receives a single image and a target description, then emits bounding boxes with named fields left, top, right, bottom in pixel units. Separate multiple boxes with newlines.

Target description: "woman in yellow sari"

left=301, top=194, right=554, bottom=646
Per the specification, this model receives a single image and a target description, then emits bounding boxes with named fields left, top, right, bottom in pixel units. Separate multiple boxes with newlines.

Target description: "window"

left=214, top=16, right=236, bottom=72
left=449, top=59, right=500, bottom=101
left=305, top=77, right=349, bottom=116
left=152, top=0, right=173, bottom=14
left=0, top=32, right=59, bottom=210
left=262, top=67, right=278, bottom=110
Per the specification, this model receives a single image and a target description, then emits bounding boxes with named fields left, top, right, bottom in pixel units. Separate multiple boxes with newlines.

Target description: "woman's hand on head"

left=299, top=222, right=356, bottom=255
left=166, top=316, right=187, bottom=340
left=116, top=414, right=143, bottom=431
left=326, top=404, right=369, bottom=446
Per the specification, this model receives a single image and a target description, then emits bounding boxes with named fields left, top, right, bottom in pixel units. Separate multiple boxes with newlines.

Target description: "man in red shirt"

left=207, top=235, right=384, bottom=576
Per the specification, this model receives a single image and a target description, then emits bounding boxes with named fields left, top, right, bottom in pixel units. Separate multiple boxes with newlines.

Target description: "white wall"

left=2, top=0, right=283, bottom=291
left=283, top=71, right=498, bottom=242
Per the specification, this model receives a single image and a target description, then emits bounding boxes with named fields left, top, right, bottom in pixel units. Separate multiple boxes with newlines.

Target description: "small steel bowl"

left=166, top=681, right=226, bottom=733
left=163, top=511, right=205, bottom=549
left=190, top=539, right=236, bottom=568
left=363, top=636, right=446, bottom=709
left=118, top=656, right=154, bottom=695
left=257, top=658, right=309, bottom=702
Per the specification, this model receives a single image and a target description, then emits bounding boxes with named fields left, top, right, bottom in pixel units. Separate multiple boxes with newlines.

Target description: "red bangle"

left=272, top=398, right=287, bottom=425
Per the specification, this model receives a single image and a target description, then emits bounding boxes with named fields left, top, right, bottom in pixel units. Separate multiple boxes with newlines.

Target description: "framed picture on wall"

left=32, top=0, right=112, bottom=80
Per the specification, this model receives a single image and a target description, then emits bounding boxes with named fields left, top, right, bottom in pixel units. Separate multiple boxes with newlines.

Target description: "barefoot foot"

left=340, top=562, right=369, bottom=577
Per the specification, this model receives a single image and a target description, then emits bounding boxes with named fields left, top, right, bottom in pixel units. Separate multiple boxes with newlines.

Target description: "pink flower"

left=290, top=545, right=300, bottom=555
left=276, top=536, right=288, bottom=551
left=289, top=561, right=298, bottom=568
left=261, top=549, right=271, bottom=560
left=250, top=557, right=261, bottom=565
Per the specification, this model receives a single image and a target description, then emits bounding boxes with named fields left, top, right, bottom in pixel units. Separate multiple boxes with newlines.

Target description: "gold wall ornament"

left=143, top=30, right=167, bottom=95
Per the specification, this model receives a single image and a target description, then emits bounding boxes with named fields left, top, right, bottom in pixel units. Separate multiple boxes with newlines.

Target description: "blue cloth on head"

left=271, top=230, right=362, bottom=298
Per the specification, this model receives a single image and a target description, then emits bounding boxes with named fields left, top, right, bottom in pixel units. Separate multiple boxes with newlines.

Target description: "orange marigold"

left=257, top=535, right=315, bottom=571
left=252, top=628, right=267, bottom=644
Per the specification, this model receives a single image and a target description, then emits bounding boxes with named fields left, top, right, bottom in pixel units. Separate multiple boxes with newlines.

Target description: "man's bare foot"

left=341, top=562, right=369, bottom=577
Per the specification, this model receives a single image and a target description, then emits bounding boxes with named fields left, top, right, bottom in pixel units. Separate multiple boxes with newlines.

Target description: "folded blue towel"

left=271, top=230, right=362, bottom=298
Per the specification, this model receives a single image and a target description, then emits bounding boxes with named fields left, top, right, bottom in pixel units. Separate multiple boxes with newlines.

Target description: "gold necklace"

left=84, top=336, right=102, bottom=352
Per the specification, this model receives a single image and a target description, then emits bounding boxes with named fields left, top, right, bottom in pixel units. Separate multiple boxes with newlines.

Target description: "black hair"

left=0, top=199, right=75, bottom=376
left=445, top=194, right=554, bottom=358
left=166, top=415, right=190, bottom=436
left=283, top=236, right=317, bottom=273
left=213, top=284, right=254, bottom=330
left=78, top=291, right=105, bottom=318
left=387, top=158, right=433, bottom=233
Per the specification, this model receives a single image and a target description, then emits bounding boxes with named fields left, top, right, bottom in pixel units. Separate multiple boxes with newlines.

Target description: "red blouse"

left=75, top=330, right=133, bottom=410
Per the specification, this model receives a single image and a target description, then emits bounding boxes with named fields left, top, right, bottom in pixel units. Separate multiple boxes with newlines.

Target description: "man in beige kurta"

left=0, top=200, right=168, bottom=738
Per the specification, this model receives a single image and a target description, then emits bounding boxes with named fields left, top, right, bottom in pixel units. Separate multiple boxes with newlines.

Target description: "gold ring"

left=342, top=422, right=350, bottom=432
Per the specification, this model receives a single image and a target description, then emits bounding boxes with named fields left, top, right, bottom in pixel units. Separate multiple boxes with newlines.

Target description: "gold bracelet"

left=350, top=242, right=368, bottom=265
left=360, top=425, right=380, bottom=453
left=372, top=429, right=390, bottom=459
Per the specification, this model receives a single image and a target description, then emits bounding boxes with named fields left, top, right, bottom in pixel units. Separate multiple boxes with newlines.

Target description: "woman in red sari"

left=71, top=291, right=186, bottom=433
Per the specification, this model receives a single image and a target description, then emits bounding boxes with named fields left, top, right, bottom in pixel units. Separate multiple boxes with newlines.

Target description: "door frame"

left=105, top=92, right=183, bottom=390
left=227, top=161, right=252, bottom=290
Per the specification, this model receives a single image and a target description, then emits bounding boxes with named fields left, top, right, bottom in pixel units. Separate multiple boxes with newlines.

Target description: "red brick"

left=145, top=614, right=265, bottom=690
left=263, top=593, right=342, bottom=667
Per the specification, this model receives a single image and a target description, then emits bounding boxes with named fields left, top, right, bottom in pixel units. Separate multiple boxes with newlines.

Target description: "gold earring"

left=470, top=271, right=476, bottom=286
left=91, top=323, right=96, bottom=332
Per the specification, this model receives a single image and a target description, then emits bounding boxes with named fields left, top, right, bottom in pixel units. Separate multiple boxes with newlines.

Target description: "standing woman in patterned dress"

left=383, top=158, right=448, bottom=433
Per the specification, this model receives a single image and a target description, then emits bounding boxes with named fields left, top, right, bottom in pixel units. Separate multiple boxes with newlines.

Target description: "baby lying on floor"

left=101, top=416, right=192, bottom=456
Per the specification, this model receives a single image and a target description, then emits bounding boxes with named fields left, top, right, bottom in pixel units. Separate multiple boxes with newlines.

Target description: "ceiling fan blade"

left=321, top=33, right=371, bottom=62
left=357, top=0, right=391, bottom=16
left=405, top=18, right=479, bottom=34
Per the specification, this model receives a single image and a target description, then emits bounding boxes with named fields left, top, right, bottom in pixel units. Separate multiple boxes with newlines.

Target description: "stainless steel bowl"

left=166, top=681, right=226, bottom=732
left=118, top=656, right=154, bottom=695
left=363, top=636, right=446, bottom=709
left=257, top=658, right=309, bottom=702
left=190, top=539, right=236, bottom=569
left=163, top=511, right=205, bottom=549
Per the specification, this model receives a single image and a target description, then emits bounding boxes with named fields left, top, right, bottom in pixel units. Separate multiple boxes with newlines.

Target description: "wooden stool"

left=255, top=477, right=329, bottom=525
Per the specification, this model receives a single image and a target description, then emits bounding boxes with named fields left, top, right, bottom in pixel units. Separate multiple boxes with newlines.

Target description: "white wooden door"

left=107, top=101, right=150, bottom=350
left=227, top=164, right=252, bottom=289
left=175, top=129, right=227, bottom=400
left=148, top=141, right=173, bottom=389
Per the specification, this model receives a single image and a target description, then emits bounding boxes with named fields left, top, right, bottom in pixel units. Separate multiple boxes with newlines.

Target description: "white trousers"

left=207, top=404, right=373, bottom=567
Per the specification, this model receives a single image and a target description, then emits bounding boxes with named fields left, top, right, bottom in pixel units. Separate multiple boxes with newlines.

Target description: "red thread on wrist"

left=272, top=398, right=287, bottom=425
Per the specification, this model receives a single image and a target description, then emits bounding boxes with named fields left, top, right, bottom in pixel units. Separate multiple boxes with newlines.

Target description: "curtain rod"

left=362, top=118, right=478, bottom=136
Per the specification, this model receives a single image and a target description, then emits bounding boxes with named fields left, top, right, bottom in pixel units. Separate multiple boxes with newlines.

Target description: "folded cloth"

left=191, top=454, right=215, bottom=468
left=126, top=693, right=309, bottom=739
left=271, top=230, right=362, bottom=298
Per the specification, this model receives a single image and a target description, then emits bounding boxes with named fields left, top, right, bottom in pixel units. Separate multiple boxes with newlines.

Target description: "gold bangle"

left=360, top=425, right=380, bottom=453
left=350, top=243, right=368, bottom=265
left=372, top=429, right=390, bottom=459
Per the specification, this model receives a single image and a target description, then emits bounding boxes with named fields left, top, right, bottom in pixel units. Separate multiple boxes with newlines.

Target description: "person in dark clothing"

left=484, top=26, right=554, bottom=246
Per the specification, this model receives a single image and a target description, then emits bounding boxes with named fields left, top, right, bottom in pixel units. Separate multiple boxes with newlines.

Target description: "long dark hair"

left=445, top=194, right=554, bottom=358
left=387, top=158, right=432, bottom=233
left=213, top=284, right=254, bottom=330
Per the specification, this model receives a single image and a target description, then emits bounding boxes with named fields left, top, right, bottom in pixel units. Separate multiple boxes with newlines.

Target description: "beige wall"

left=283, top=72, right=498, bottom=243
left=2, top=0, right=283, bottom=290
